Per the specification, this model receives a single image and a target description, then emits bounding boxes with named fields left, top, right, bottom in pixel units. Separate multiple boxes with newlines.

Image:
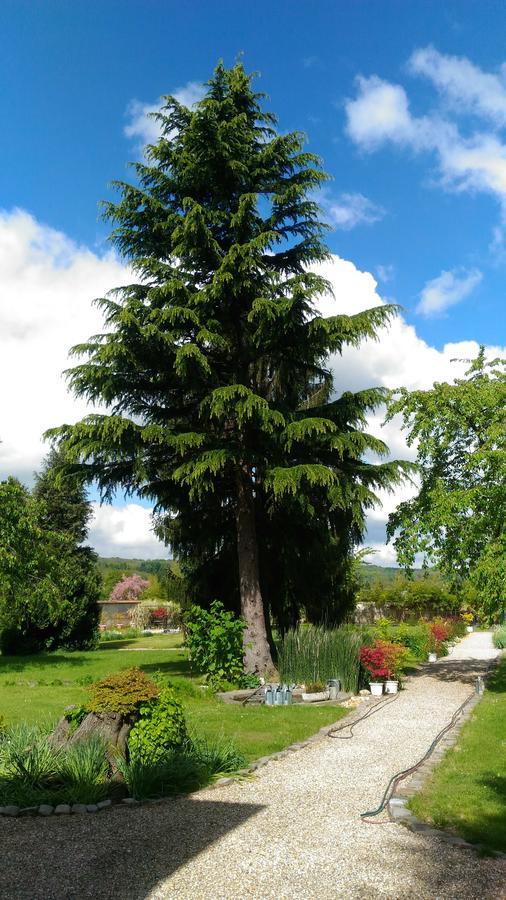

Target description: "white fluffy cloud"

left=313, top=255, right=506, bottom=564
left=0, top=209, right=166, bottom=559
left=326, top=192, right=385, bottom=230
left=0, top=209, right=129, bottom=481
left=124, top=81, right=205, bottom=148
left=1, top=210, right=503, bottom=564
left=345, top=51, right=506, bottom=226
left=409, top=46, right=506, bottom=126
left=89, top=503, right=166, bottom=558
left=417, top=267, right=482, bottom=316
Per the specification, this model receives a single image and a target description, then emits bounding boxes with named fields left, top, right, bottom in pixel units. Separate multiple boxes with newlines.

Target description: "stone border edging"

left=388, top=660, right=506, bottom=861
left=0, top=700, right=365, bottom=820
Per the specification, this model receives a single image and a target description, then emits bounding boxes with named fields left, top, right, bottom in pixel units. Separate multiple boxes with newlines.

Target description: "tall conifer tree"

left=49, top=63, right=405, bottom=672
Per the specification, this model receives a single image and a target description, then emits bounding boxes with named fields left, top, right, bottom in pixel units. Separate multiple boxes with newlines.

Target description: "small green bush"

left=87, top=667, right=160, bottom=715
left=185, top=601, right=245, bottom=687
left=128, top=688, right=188, bottom=764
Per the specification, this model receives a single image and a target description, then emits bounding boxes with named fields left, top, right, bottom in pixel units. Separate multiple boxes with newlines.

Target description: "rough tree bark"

left=235, top=467, right=275, bottom=674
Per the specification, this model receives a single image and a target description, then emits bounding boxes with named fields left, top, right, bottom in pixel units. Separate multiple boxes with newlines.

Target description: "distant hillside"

left=358, top=563, right=426, bottom=584
left=97, top=557, right=171, bottom=573
left=97, top=557, right=423, bottom=586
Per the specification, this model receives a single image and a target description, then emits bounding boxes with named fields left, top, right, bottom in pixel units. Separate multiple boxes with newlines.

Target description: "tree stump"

left=52, top=711, right=133, bottom=773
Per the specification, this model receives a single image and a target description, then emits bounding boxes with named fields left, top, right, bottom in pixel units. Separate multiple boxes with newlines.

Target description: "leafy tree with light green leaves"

left=386, top=349, right=506, bottom=622
left=48, top=61, right=407, bottom=672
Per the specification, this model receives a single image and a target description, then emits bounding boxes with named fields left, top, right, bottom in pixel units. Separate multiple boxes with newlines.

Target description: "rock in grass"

left=86, top=804, right=99, bottom=813
left=2, top=806, right=20, bottom=816
left=96, top=799, right=112, bottom=809
left=122, top=797, right=139, bottom=806
left=71, top=803, right=88, bottom=814
left=54, top=804, right=71, bottom=815
left=38, top=805, right=54, bottom=816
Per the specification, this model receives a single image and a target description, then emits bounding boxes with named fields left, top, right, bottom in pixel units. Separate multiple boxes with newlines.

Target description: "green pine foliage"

left=48, top=61, right=407, bottom=668
left=0, top=467, right=100, bottom=655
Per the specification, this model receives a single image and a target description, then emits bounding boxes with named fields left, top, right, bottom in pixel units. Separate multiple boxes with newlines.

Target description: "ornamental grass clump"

left=0, top=724, right=110, bottom=807
left=277, top=625, right=362, bottom=692
left=493, top=626, right=506, bottom=649
left=116, top=737, right=247, bottom=801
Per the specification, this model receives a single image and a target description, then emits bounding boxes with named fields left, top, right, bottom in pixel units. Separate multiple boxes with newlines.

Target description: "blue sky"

left=1, top=1, right=505, bottom=559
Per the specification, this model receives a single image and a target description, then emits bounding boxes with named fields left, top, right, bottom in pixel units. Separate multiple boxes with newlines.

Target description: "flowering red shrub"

left=430, top=622, right=450, bottom=644
left=152, top=607, right=167, bottom=622
left=360, top=640, right=405, bottom=680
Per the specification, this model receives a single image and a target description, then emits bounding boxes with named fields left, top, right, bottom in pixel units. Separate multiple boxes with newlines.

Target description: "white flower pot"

left=369, top=682, right=384, bottom=696
left=428, top=652, right=437, bottom=662
left=466, top=625, right=474, bottom=633
left=301, top=690, right=330, bottom=703
left=384, top=680, right=398, bottom=694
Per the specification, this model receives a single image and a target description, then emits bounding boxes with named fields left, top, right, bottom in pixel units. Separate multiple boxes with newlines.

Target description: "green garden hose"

left=360, top=690, right=476, bottom=823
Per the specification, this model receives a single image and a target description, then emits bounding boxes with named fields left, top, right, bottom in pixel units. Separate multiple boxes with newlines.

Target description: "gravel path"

left=1, top=632, right=504, bottom=900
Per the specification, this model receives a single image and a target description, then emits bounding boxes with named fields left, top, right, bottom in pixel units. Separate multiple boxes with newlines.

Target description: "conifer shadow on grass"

left=409, top=657, right=506, bottom=854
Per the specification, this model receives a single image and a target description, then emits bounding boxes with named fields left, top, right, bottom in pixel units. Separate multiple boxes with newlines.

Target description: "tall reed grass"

left=277, top=625, right=363, bottom=692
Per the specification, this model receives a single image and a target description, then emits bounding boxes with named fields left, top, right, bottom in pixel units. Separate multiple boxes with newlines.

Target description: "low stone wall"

left=99, top=601, right=139, bottom=627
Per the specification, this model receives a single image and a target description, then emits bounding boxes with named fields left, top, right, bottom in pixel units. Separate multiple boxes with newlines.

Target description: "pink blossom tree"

left=109, top=574, right=149, bottom=602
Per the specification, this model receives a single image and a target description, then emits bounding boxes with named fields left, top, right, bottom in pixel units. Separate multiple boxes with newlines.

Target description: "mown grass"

left=410, top=657, right=506, bottom=854
left=0, top=633, right=347, bottom=761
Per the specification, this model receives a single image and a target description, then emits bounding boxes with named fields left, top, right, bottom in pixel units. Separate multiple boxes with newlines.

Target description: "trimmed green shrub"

left=128, top=688, right=188, bottom=764
left=88, top=668, right=160, bottom=715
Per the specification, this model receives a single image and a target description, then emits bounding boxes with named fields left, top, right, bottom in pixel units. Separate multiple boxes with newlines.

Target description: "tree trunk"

left=235, top=467, right=275, bottom=675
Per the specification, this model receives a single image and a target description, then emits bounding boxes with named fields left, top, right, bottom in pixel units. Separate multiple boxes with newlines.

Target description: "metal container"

left=327, top=679, right=341, bottom=700
left=274, top=685, right=285, bottom=705
left=264, top=687, right=274, bottom=706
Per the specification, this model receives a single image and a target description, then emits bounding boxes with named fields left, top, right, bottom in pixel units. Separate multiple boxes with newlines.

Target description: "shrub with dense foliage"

left=185, top=601, right=246, bottom=687
left=87, top=668, right=160, bottom=716
left=128, top=688, right=188, bottom=764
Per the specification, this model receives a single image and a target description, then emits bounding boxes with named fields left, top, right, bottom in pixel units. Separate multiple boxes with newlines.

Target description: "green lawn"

left=0, top=634, right=347, bottom=761
left=410, top=657, right=506, bottom=854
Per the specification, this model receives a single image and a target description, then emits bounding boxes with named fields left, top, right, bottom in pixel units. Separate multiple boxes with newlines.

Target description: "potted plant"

left=360, top=641, right=406, bottom=695
left=301, top=681, right=330, bottom=702
left=427, top=620, right=450, bottom=659
left=462, top=612, right=474, bottom=632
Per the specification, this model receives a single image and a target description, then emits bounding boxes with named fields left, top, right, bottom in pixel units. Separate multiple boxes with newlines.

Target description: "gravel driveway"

left=1, top=632, right=504, bottom=900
